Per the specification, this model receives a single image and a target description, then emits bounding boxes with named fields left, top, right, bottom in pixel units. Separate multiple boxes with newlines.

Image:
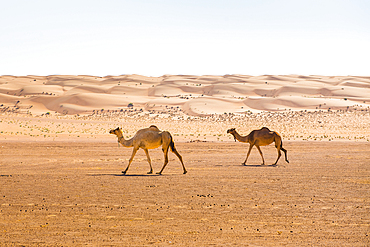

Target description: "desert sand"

left=1, top=74, right=370, bottom=116
left=0, top=75, right=369, bottom=246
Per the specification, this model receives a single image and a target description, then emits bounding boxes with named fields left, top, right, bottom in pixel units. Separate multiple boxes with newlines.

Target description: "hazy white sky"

left=1, top=0, right=369, bottom=76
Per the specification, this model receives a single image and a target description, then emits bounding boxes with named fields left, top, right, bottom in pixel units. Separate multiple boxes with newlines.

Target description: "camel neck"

left=233, top=131, right=249, bottom=143
left=118, top=135, right=134, bottom=147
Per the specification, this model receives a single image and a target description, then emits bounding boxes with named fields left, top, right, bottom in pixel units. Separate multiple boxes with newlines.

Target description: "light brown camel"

left=109, top=125, right=187, bottom=175
left=227, top=127, right=289, bottom=166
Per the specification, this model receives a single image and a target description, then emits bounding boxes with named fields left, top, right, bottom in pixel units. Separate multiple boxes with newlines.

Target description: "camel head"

left=227, top=128, right=237, bottom=142
left=109, top=127, right=123, bottom=137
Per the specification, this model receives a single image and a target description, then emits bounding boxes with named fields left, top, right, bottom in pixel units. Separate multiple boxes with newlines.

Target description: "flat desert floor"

left=0, top=141, right=369, bottom=246
left=1, top=74, right=369, bottom=246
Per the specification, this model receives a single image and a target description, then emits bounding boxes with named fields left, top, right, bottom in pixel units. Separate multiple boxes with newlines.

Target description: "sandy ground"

left=0, top=140, right=369, bottom=246
left=0, top=74, right=369, bottom=245
left=1, top=74, right=370, bottom=116
left=1, top=109, right=370, bottom=143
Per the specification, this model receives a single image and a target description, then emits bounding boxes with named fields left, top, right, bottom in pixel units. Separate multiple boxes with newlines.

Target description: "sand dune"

left=1, top=74, right=369, bottom=116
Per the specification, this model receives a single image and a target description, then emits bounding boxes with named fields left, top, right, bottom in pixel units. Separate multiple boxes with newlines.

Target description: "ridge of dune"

left=0, top=75, right=369, bottom=116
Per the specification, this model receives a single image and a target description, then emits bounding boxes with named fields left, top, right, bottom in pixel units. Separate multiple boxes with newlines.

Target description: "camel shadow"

left=87, top=173, right=163, bottom=177
left=122, top=174, right=164, bottom=177
left=242, top=164, right=278, bottom=168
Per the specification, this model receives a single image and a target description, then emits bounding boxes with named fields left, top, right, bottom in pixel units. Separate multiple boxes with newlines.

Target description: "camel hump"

left=149, top=125, right=160, bottom=131
left=261, top=127, right=276, bottom=135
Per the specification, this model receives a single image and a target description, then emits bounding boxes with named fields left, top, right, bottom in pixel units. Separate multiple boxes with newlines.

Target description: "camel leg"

left=122, top=147, right=138, bottom=174
left=144, top=149, right=153, bottom=174
left=157, top=146, right=170, bottom=175
left=281, top=147, right=289, bottom=163
left=171, top=148, right=187, bottom=174
left=273, top=146, right=281, bottom=165
left=256, top=145, right=265, bottom=165
left=243, top=144, right=254, bottom=165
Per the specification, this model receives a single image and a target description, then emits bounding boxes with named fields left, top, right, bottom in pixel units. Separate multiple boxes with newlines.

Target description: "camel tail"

left=169, top=136, right=176, bottom=152
left=163, top=131, right=178, bottom=153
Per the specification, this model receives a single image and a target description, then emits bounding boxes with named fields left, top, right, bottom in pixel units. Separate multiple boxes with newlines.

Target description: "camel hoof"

left=242, top=163, right=246, bottom=166
left=147, top=171, right=153, bottom=174
left=156, top=172, right=162, bottom=175
left=122, top=171, right=127, bottom=174
left=183, top=171, right=187, bottom=174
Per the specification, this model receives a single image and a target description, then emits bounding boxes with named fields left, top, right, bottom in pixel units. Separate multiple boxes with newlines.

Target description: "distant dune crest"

left=0, top=74, right=369, bottom=116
